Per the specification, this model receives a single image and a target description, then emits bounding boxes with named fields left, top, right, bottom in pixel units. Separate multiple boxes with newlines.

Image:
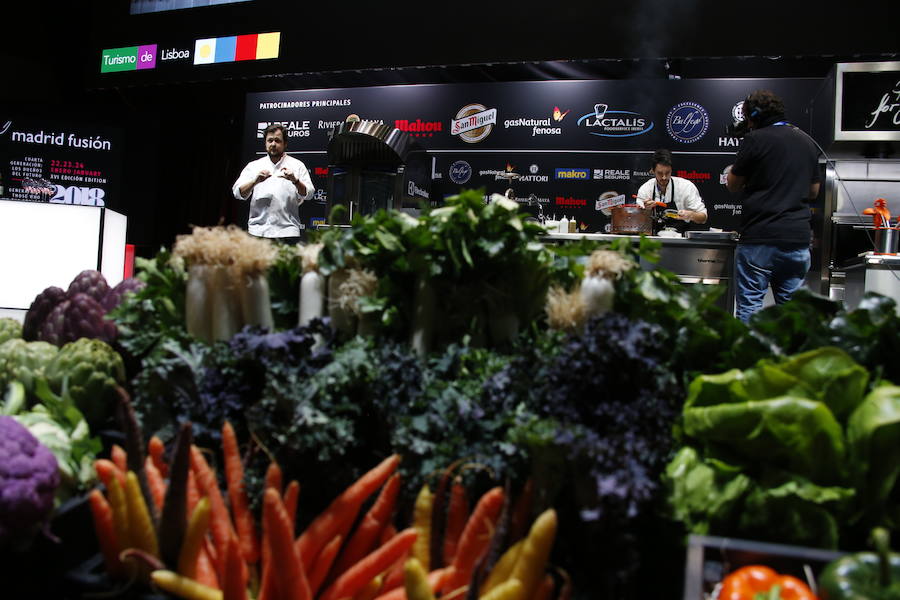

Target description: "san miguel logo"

left=666, top=101, right=710, bottom=143
left=577, top=103, right=654, bottom=137
left=395, top=119, right=443, bottom=137
left=451, top=103, right=497, bottom=143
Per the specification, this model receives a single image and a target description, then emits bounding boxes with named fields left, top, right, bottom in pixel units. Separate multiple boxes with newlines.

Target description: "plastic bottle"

left=568, top=216, right=577, bottom=233
left=559, top=215, right=569, bottom=233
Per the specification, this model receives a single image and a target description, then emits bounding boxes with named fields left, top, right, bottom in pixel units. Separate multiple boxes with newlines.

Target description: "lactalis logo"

left=100, top=45, right=157, bottom=73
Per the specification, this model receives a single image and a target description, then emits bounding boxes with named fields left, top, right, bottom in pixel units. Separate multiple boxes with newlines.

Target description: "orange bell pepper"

left=719, top=565, right=817, bottom=600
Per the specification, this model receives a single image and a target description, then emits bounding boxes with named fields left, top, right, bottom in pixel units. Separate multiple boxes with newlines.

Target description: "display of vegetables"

left=819, top=528, right=900, bottom=600
left=0, top=317, right=22, bottom=344
left=718, top=565, right=817, bottom=600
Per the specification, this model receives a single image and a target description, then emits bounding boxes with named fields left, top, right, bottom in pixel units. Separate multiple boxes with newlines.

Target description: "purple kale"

left=101, top=277, right=147, bottom=312
left=38, top=293, right=117, bottom=347
left=22, top=286, right=67, bottom=341
left=0, top=416, right=60, bottom=546
left=66, top=270, right=110, bottom=304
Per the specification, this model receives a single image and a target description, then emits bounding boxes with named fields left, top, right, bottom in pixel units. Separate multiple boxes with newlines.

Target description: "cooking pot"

left=611, top=204, right=652, bottom=234
left=874, top=227, right=899, bottom=255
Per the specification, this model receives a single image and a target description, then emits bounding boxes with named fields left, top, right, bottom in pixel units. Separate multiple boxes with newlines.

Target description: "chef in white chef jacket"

left=635, top=148, right=708, bottom=224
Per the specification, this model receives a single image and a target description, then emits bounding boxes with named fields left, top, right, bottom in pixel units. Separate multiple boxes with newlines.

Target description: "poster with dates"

left=240, top=78, right=822, bottom=233
left=0, top=112, right=122, bottom=207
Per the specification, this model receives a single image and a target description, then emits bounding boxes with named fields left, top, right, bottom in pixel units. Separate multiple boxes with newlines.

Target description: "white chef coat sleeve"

left=295, top=161, right=315, bottom=204
left=635, top=179, right=655, bottom=208
left=682, top=179, right=707, bottom=214
left=232, top=162, right=257, bottom=201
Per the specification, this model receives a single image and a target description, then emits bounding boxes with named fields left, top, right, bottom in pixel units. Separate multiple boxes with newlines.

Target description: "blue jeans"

left=735, top=244, right=810, bottom=323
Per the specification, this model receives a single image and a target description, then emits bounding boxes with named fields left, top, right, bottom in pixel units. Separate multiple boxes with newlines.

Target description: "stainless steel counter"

left=842, top=252, right=900, bottom=314
left=542, top=232, right=737, bottom=314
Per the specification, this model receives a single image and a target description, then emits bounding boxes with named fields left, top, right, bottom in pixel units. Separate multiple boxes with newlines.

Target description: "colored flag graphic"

left=193, top=32, right=280, bottom=65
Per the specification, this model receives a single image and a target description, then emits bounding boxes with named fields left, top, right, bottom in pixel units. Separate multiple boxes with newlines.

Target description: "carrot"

left=161, top=421, right=194, bottom=568
left=556, top=566, right=572, bottom=600
left=372, top=568, right=446, bottom=600
left=264, top=460, right=283, bottom=494
left=95, top=458, right=127, bottom=492
left=509, top=509, right=557, bottom=600
left=187, top=470, right=201, bottom=515
left=179, top=497, right=211, bottom=579
left=116, top=387, right=156, bottom=523
left=145, top=456, right=167, bottom=511
left=319, top=528, right=419, bottom=600
left=264, top=487, right=312, bottom=600
left=308, top=534, right=343, bottom=596
left=196, top=545, right=220, bottom=590
left=190, top=445, right=237, bottom=578
left=222, top=421, right=259, bottom=565
left=151, top=569, right=223, bottom=600
left=355, top=573, right=384, bottom=600
left=480, top=578, right=523, bottom=600
left=111, top=444, right=128, bottom=473
left=529, top=573, right=555, bottom=600
left=332, top=472, right=400, bottom=579
left=439, top=486, right=505, bottom=596
left=222, top=534, right=248, bottom=600
left=380, top=554, right=408, bottom=595
left=125, top=470, right=159, bottom=557
left=403, top=558, right=435, bottom=600
left=442, top=477, right=468, bottom=567
left=107, top=476, right=131, bottom=554
left=284, top=480, right=301, bottom=531
left=296, top=454, right=400, bottom=569
left=480, top=539, right=523, bottom=596
left=149, top=435, right=169, bottom=477
left=410, top=484, right=433, bottom=571
left=380, top=523, right=398, bottom=546
left=88, top=489, right=124, bottom=578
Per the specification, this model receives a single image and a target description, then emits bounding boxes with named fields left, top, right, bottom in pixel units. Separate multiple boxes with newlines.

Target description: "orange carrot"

left=145, top=457, right=167, bottom=512
left=196, top=544, right=220, bottom=590
left=190, top=445, right=237, bottom=579
left=223, top=533, right=248, bottom=600
left=148, top=435, right=168, bottom=478
left=332, top=472, right=401, bottom=578
left=187, top=470, right=201, bottom=515
left=296, top=455, right=400, bottom=569
left=379, top=554, right=408, bottom=595
left=221, top=421, right=259, bottom=565
left=284, top=480, right=300, bottom=531
left=264, top=487, right=312, bottom=600
left=95, top=458, right=127, bottom=492
left=380, top=523, right=398, bottom=546
left=319, top=528, right=418, bottom=600
left=308, top=534, right=343, bottom=596
left=440, top=486, right=505, bottom=595
left=88, top=489, right=123, bottom=578
left=265, top=461, right=283, bottom=495
left=372, top=568, right=447, bottom=600
left=111, top=444, right=128, bottom=473
left=442, top=477, right=468, bottom=567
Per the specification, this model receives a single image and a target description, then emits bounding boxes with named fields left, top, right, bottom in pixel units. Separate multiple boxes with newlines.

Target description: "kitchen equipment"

left=862, top=198, right=898, bottom=255
left=611, top=204, right=652, bottom=234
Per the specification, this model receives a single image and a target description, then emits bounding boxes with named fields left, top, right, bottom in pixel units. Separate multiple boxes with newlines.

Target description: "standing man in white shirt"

left=635, top=148, right=708, bottom=225
left=232, top=124, right=315, bottom=243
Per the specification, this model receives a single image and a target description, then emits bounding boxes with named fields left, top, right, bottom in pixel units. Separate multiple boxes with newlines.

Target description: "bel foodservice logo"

left=449, top=160, right=472, bottom=184
left=578, top=103, right=654, bottom=137
left=100, top=45, right=157, bottom=72
left=666, top=101, right=710, bottom=143
left=450, top=103, right=497, bottom=143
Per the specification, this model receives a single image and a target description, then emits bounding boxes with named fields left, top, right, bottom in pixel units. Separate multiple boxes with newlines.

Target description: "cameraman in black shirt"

left=726, top=89, right=820, bottom=323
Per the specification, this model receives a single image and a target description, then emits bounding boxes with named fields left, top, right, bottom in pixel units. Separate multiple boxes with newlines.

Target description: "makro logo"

left=395, top=119, right=443, bottom=137
left=449, top=160, right=472, bottom=184
left=450, top=103, right=497, bottom=143
left=555, top=168, right=589, bottom=180
left=100, top=45, right=157, bottom=73
left=666, top=101, right=710, bottom=143
left=577, top=103, right=654, bottom=137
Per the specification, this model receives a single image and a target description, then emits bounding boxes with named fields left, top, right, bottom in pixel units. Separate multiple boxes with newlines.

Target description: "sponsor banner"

left=666, top=101, right=710, bottom=143
left=0, top=113, right=122, bottom=207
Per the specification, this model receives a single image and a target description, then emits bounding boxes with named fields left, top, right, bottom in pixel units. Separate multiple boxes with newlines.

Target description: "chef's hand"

left=282, top=168, right=307, bottom=195
left=678, top=209, right=694, bottom=222
left=255, top=169, right=272, bottom=183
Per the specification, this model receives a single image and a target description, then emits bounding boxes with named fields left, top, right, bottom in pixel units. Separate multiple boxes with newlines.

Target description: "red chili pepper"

left=719, top=565, right=817, bottom=600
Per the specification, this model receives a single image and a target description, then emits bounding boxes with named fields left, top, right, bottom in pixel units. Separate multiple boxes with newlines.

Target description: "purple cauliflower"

left=66, top=270, right=110, bottom=304
left=38, top=293, right=117, bottom=347
left=22, top=286, right=67, bottom=341
left=0, top=416, right=59, bottom=547
left=101, top=277, right=147, bottom=312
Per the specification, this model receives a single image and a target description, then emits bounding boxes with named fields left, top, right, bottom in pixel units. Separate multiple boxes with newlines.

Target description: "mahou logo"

left=395, top=119, right=443, bottom=138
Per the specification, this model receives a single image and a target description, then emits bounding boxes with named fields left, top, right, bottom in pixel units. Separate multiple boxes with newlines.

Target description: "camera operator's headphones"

left=744, top=94, right=763, bottom=121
